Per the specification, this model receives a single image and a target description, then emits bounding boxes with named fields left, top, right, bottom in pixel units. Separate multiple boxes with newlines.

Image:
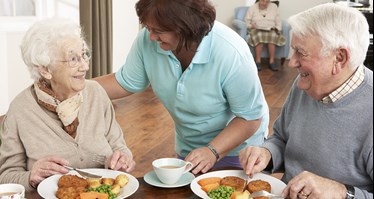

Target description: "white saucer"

left=143, top=170, right=195, bottom=188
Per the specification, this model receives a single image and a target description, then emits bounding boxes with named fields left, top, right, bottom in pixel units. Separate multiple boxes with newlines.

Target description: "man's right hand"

left=239, top=146, right=272, bottom=177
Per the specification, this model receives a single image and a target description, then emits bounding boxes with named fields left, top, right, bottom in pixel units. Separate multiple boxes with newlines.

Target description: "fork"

left=63, top=165, right=102, bottom=178
left=243, top=175, right=250, bottom=192
left=92, top=154, right=106, bottom=165
left=250, top=190, right=284, bottom=198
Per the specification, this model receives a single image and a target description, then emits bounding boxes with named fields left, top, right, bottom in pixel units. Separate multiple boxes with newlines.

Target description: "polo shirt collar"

left=193, top=30, right=212, bottom=64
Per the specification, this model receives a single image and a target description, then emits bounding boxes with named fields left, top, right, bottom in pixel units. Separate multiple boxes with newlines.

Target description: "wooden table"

left=26, top=175, right=201, bottom=199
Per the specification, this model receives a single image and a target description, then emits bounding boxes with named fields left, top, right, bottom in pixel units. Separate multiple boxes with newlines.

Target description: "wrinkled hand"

left=106, top=150, right=136, bottom=172
left=271, top=27, right=280, bottom=35
left=282, top=171, right=346, bottom=199
left=30, top=156, right=69, bottom=188
left=275, top=28, right=280, bottom=35
left=185, top=147, right=216, bottom=174
left=251, top=23, right=257, bottom=29
left=239, top=146, right=271, bottom=177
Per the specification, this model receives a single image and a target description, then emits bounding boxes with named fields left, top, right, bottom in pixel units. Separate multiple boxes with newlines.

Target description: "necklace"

left=260, top=7, right=267, bottom=18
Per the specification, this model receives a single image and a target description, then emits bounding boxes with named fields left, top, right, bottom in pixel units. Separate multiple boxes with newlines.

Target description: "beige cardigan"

left=245, top=2, right=282, bottom=31
left=0, top=80, right=132, bottom=191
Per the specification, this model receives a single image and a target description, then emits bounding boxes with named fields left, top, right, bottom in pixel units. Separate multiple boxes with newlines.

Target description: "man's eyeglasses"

left=57, top=51, right=91, bottom=68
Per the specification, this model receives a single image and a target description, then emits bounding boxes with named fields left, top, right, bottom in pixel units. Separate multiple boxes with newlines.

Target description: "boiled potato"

left=86, top=178, right=102, bottom=189
left=231, top=190, right=250, bottom=199
left=115, top=174, right=129, bottom=187
left=102, top=178, right=115, bottom=186
left=111, top=184, right=121, bottom=195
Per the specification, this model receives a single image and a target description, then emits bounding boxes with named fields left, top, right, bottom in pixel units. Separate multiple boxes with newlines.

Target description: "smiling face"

left=288, top=34, right=337, bottom=100
left=45, top=37, right=89, bottom=100
left=145, top=23, right=180, bottom=51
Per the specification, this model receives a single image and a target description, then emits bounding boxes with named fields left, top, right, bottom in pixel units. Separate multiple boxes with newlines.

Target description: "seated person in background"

left=245, top=0, right=286, bottom=71
left=0, top=18, right=135, bottom=191
left=240, top=3, right=373, bottom=199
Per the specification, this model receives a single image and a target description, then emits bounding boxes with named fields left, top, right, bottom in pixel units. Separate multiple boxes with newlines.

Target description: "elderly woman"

left=0, top=18, right=135, bottom=191
left=245, top=0, right=286, bottom=71
left=240, top=3, right=372, bottom=199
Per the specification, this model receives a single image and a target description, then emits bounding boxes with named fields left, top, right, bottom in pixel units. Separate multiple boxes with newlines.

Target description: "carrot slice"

left=197, top=177, right=222, bottom=186
left=201, top=182, right=221, bottom=193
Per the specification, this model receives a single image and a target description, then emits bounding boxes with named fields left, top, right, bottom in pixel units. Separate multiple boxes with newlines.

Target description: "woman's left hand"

left=184, top=147, right=216, bottom=174
left=106, top=150, right=136, bottom=172
left=282, top=171, right=346, bottom=199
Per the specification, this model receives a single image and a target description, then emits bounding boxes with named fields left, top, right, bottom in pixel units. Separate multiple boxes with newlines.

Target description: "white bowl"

left=0, top=183, right=25, bottom=199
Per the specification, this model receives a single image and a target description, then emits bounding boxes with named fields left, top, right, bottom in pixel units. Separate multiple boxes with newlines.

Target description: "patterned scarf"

left=34, top=79, right=83, bottom=138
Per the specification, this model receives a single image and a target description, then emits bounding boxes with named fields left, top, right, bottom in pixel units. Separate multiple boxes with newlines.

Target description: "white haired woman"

left=0, top=18, right=135, bottom=191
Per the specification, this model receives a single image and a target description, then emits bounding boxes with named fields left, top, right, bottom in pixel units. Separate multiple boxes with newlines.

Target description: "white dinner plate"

left=190, top=170, right=286, bottom=199
left=37, top=168, right=139, bottom=199
left=143, top=170, right=195, bottom=188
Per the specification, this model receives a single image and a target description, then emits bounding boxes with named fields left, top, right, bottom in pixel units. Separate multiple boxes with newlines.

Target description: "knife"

left=63, top=165, right=102, bottom=178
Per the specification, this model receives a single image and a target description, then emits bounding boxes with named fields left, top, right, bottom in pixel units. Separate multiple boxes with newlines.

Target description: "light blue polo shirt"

left=116, top=21, right=269, bottom=157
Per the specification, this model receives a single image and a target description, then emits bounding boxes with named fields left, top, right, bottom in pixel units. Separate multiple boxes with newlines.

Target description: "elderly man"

left=239, top=3, right=373, bottom=199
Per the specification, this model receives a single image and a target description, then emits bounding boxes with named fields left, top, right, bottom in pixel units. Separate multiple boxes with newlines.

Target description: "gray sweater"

left=0, top=80, right=132, bottom=191
left=264, top=67, right=373, bottom=198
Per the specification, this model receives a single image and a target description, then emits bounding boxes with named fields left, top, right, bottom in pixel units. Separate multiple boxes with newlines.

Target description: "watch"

left=345, top=184, right=355, bottom=199
left=207, top=144, right=220, bottom=161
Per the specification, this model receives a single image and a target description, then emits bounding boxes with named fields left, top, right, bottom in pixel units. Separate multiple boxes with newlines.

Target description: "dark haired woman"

left=96, top=0, right=269, bottom=174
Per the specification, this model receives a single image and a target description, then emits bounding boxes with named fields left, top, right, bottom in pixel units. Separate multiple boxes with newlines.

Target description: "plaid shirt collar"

left=321, top=65, right=365, bottom=104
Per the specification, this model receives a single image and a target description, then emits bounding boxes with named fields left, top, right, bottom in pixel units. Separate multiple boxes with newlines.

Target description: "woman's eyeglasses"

left=56, top=51, right=91, bottom=68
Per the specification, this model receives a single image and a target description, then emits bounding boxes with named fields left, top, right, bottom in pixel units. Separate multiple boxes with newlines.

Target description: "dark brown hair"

left=135, top=0, right=216, bottom=53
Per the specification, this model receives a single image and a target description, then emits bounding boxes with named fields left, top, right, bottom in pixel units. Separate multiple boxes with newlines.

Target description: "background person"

left=240, top=3, right=372, bottom=199
left=0, top=18, right=135, bottom=191
left=245, top=0, right=286, bottom=71
left=95, top=0, right=269, bottom=175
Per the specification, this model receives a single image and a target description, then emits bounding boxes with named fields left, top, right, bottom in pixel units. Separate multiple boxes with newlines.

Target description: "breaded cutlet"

left=247, top=179, right=271, bottom=193
left=56, top=175, right=88, bottom=199
left=220, top=176, right=246, bottom=191
left=56, top=186, right=86, bottom=199
left=57, top=175, right=88, bottom=188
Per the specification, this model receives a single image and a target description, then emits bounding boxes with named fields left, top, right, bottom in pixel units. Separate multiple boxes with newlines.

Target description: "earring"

left=45, top=73, right=52, bottom=79
left=43, top=71, right=52, bottom=79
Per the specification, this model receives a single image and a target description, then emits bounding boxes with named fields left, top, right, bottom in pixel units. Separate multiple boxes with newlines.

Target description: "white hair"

left=20, top=17, right=85, bottom=81
left=288, top=3, right=370, bottom=68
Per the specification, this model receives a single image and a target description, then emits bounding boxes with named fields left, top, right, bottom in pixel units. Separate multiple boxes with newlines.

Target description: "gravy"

left=0, top=192, right=17, bottom=196
left=160, top=165, right=180, bottom=169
